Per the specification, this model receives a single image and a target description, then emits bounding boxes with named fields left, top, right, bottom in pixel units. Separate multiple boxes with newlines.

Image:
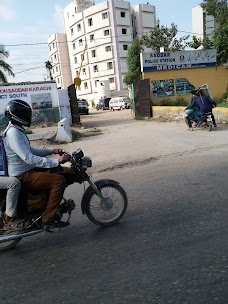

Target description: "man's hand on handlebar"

left=59, top=154, right=71, bottom=164
left=53, top=148, right=71, bottom=163
left=53, top=148, right=63, bottom=155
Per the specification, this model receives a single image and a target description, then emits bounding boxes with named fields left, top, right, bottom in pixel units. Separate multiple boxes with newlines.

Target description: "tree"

left=201, top=0, right=228, bottom=63
left=201, top=0, right=227, bottom=25
left=187, top=35, right=203, bottom=49
left=187, top=35, right=214, bottom=49
left=140, top=20, right=189, bottom=52
left=123, top=38, right=141, bottom=86
left=0, top=44, right=14, bottom=83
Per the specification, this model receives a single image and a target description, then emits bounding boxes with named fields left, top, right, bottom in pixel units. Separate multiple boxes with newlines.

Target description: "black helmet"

left=5, top=99, right=32, bottom=127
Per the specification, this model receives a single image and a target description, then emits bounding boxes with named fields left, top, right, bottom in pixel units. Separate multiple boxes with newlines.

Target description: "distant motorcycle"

left=0, top=149, right=128, bottom=252
left=185, top=110, right=214, bottom=131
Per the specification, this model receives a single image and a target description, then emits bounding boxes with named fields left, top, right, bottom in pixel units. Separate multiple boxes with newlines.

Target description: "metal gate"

left=134, top=79, right=152, bottom=117
left=68, top=84, right=80, bottom=125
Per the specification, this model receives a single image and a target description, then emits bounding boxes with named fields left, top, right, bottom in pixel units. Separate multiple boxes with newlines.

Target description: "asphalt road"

left=1, top=110, right=228, bottom=304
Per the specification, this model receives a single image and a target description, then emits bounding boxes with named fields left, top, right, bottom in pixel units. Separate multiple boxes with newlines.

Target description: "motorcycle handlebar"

left=58, top=149, right=71, bottom=157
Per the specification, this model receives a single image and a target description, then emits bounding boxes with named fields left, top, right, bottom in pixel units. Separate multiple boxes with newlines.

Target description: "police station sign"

left=140, top=49, right=217, bottom=72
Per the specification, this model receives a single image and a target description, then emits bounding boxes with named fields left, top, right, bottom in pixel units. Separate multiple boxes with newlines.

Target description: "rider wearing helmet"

left=3, top=99, right=70, bottom=229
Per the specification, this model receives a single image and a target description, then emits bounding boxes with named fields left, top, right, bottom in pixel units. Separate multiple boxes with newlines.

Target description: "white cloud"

left=53, top=5, right=65, bottom=32
left=0, top=3, right=16, bottom=21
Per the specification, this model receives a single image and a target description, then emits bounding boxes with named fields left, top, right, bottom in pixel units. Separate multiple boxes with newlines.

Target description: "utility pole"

left=45, top=61, right=53, bottom=81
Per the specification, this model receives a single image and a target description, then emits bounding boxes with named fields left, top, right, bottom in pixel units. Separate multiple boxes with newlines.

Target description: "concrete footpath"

left=28, top=109, right=228, bottom=174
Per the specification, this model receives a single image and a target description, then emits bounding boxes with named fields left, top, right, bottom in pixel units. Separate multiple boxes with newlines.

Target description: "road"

left=1, top=110, right=228, bottom=304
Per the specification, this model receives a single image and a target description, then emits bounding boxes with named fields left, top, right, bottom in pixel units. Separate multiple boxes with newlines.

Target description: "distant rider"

left=186, top=89, right=217, bottom=127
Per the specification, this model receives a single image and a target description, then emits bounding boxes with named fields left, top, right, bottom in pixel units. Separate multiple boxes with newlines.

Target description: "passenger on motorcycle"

left=3, top=99, right=71, bottom=229
left=0, top=176, right=22, bottom=229
left=186, top=89, right=217, bottom=128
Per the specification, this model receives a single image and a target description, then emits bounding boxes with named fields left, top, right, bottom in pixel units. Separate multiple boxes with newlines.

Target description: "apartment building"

left=48, top=0, right=156, bottom=100
left=48, top=33, right=72, bottom=89
left=192, top=5, right=216, bottom=40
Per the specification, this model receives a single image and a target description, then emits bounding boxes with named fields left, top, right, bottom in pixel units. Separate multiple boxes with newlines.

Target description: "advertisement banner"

left=0, top=82, right=59, bottom=112
left=0, top=82, right=61, bottom=127
left=141, top=49, right=217, bottom=72
left=152, top=79, right=174, bottom=98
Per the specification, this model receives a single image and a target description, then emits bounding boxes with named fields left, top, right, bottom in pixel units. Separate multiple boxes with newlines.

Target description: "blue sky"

left=0, top=0, right=202, bottom=83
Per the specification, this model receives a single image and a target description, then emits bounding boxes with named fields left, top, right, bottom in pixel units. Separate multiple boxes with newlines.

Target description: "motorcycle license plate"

left=207, top=115, right=212, bottom=122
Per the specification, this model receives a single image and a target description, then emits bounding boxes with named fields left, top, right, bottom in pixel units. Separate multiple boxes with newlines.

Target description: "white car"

left=77, top=99, right=89, bottom=115
left=109, top=97, right=131, bottom=111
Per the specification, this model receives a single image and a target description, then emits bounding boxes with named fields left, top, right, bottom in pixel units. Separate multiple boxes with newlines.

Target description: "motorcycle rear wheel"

left=85, top=184, right=128, bottom=226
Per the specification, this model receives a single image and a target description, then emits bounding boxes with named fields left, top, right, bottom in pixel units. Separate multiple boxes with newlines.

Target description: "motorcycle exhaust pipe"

left=0, top=229, right=43, bottom=243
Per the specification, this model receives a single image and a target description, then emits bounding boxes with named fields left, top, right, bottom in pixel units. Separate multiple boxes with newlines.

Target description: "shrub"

left=158, top=97, right=188, bottom=107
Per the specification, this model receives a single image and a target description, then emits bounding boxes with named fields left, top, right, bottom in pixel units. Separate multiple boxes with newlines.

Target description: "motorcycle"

left=185, top=110, right=214, bottom=131
left=0, top=149, right=128, bottom=252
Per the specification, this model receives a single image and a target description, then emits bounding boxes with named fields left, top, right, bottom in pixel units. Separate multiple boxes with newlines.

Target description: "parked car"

left=96, top=98, right=111, bottom=111
left=109, top=97, right=131, bottom=111
left=77, top=99, right=89, bottom=115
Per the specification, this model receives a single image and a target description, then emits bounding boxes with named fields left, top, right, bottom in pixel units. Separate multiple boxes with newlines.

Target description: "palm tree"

left=0, top=44, right=14, bottom=83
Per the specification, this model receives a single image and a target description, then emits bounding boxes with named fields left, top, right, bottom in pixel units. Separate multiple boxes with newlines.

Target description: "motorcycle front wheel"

left=85, top=184, right=128, bottom=226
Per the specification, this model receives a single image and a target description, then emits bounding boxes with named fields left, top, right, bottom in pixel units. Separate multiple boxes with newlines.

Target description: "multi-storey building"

left=192, top=5, right=217, bottom=40
left=48, top=33, right=73, bottom=89
left=48, top=0, right=156, bottom=101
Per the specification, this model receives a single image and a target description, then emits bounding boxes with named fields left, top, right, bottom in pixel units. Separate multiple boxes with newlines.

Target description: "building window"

left=107, top=62, right=113, bottom=70
left=56, top=66, right=58, bottom=72
left=93, top=65, right=98, bottom=72
left=75, top=7, right=77, bottom=14
left=71, top=28, right=74, bottom=35
left=79, top=39, right=83, bottom=46
left=109, top=77, right=114, bottom=83
left=102, top=12, right=108, bottom=19
left=73, top=42, right=76, bottom=50
left=84, top=82, right=88, bottom=89
left=82, top=68, right=86, bottom=75
left=77, top=24, right=81, bottom=31
left=76, top=70, right=79, bottom=76
left=90, top=34, right=94, bottom=42
left=120, top=12, right=126, bottom=18
left=105, top=45, right=111, bottom=52
left=104, top=29, right=110, bottom=36
left=57, top=78, right=60, bottom=84
left=123, top=44, right=128, bottom=50
left=74, top=56, right=77, bottom=64
left=88, top=18, right=93, bottom=26
left=122, top=28, right=127, bottom=34
left=52, top=42, right=55, bottom=49
left=91, top=50, right=96, bottom=58
left=54, top=54, right=57, bottom=60
left=49, top=46, right=51, bottom=52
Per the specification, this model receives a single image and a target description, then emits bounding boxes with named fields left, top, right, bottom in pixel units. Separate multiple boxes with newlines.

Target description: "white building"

left=48, top=33, right=73, bottom=89
left=48, top=0, right=156, bottom=101
left=192, top=5, right=216, bottom=40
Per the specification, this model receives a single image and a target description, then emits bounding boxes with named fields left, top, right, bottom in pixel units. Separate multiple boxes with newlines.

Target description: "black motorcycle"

left=0, top=149, right=128, bottom=252
left=185, top=111, right=215, bottom=131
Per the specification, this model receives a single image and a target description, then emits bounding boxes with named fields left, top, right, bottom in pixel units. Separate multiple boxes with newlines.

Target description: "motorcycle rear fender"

left=81, top=179, right=120, bottom=214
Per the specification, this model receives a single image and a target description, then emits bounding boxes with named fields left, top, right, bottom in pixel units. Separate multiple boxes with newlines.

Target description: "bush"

left=158, top=97, right=188, bottom=107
